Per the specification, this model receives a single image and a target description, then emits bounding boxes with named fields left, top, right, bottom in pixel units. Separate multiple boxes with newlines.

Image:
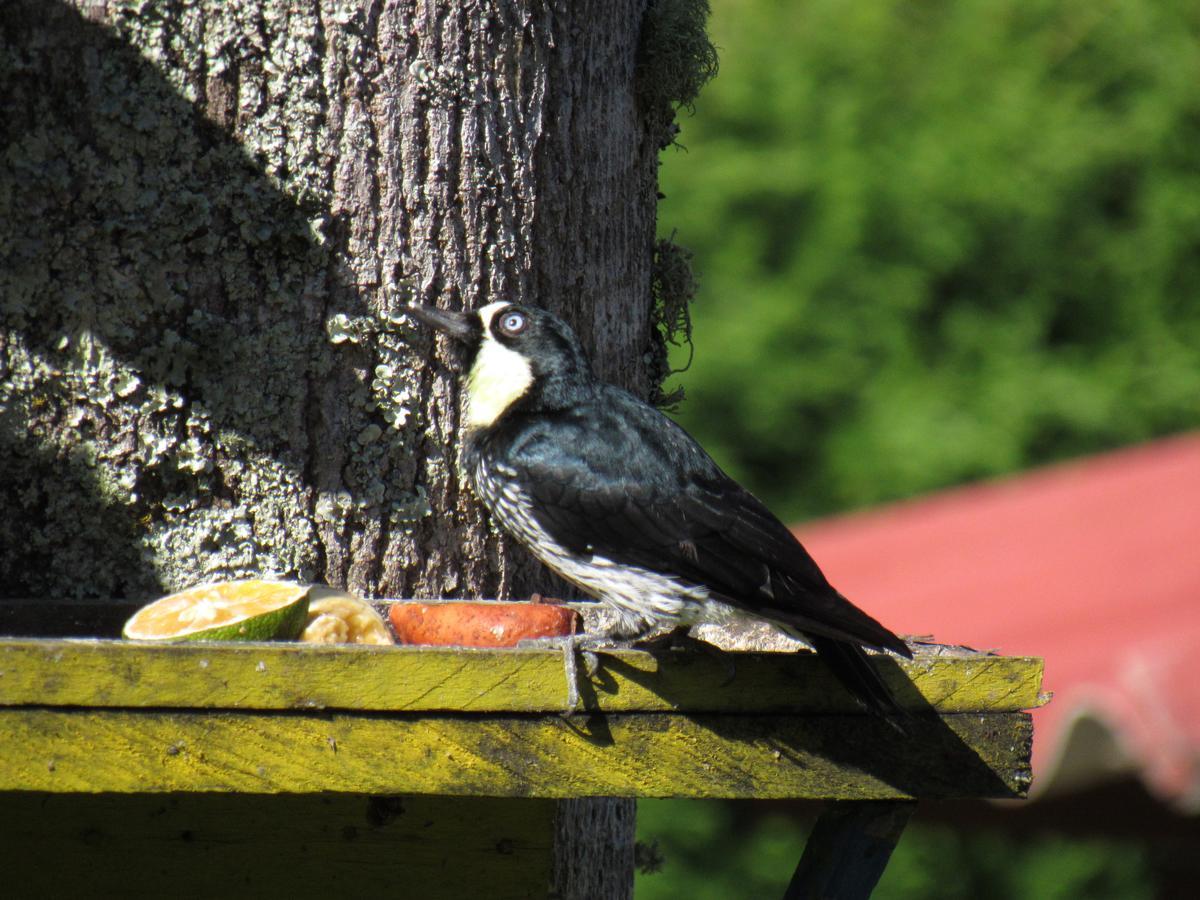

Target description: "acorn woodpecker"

left=406, top=301, right=913, bottom=716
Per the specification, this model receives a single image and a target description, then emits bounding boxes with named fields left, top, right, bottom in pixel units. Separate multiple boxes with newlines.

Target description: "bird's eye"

left=497, top=309, right=527, bottom=337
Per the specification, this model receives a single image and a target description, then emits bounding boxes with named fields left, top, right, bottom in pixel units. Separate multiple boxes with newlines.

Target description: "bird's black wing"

left=498, top=388, right=910, bottom=657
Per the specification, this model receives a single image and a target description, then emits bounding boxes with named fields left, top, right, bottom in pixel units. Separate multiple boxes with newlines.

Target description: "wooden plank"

left=784, top=801, right=917, bottom=900
left=0, top=793, right=554, bottom=899
left=0, top=638, right=1045, bottom=714
left=0, top=708, right=1032, bottom=799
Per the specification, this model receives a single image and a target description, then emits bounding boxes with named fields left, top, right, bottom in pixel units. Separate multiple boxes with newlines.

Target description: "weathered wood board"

left=0, top=708, right=1031, bottom=799
left=0, top=638, right=1044, bottom=714
left=0, top=793, right=554, bottom=899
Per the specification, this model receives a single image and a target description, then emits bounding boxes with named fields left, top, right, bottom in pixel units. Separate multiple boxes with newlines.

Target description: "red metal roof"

left=792, top=432, right=1200, bottom=810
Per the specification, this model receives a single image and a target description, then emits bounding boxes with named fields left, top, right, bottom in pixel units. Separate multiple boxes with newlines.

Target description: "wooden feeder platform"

left=0, top=599, right=1045, bottom=898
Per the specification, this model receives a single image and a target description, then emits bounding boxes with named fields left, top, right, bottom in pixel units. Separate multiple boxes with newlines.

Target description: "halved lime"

left=123, top=579, right=311, bottom=641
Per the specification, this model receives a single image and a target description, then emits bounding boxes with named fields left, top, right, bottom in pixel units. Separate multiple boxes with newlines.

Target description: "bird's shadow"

left=573, top=649, right=1026, bottom=800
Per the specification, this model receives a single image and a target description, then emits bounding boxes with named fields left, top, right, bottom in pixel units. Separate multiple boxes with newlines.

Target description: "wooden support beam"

left=784, top=801, right=918, bottom=900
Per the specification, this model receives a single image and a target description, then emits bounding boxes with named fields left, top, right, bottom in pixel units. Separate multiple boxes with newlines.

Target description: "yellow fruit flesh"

left=300, top=590, right=393, bottom=645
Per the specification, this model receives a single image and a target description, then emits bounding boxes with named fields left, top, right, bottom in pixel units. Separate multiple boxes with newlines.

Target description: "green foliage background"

left=640, top=0, right=1200, bottom=895
left=635, top=802, right=1153, bottom=900
left=661, top=0, right=1200, bottom=522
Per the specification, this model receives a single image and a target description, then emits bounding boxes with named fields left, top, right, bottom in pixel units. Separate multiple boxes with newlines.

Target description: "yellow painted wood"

left=0, top=707, right=1032, bottom=799
left=0, top=793, right=554, bottom=899
left=0, top=638, right=1045, bottom=714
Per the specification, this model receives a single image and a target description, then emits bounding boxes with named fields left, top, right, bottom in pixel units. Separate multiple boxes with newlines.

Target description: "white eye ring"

left=497, top=309, right=527, bottom=337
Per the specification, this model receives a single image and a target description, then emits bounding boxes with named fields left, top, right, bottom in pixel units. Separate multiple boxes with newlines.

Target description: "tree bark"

left=0, top=0, right=659, bottom=601
left=0, top=2, right=683, bottom=896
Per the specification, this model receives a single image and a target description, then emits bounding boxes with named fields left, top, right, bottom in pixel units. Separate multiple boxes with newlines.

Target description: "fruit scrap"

left=122, top=580, right=311, bottom=642
left=388, top=601, right=579, bottom=648
left=300, top=588, right=393, bottom=645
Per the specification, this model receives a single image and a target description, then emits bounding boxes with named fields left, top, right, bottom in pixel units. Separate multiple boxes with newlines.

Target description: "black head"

left=406, top=302, right=594, bottom=427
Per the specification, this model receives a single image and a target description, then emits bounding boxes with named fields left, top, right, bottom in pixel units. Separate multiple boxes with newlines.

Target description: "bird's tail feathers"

left=805, top=634, right=911, bottom=733
left=764, top=579, right=913, bottom=660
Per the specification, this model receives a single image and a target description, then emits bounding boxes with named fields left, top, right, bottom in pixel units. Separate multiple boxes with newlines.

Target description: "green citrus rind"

left=122, top=580, right=312, bottom=642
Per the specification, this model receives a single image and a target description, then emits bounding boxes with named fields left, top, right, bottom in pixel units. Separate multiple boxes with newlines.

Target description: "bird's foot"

left=516, top=632, right=608, bottom=715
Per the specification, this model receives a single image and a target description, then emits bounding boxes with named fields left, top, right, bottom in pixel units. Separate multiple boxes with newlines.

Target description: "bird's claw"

left=516, top=633, right=606, bottom=715
left=581, top=649, right=600, bottom=678
left=560, top=636, right=580, bottom=714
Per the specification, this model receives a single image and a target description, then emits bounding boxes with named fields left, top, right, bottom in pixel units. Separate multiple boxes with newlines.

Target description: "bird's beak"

left=403, top=305, right=480, bottom=343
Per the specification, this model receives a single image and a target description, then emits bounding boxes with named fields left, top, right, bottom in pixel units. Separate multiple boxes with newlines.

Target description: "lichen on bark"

left=1, top=2, right=336, bottom=597
left=0, top=1, right=667, bottom=616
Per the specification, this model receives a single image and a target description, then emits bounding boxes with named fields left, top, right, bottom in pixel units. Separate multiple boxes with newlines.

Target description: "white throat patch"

left=465, top=302, right=533, bottom=429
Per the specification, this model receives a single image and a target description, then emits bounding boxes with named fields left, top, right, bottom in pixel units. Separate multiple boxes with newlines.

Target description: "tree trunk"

left=0, top=0, right=662, bottom=604
left=0, top=1, right=695, bottom=896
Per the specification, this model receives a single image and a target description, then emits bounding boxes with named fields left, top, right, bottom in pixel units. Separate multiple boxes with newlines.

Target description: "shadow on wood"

left=594, top=651, right=1030, bottom=800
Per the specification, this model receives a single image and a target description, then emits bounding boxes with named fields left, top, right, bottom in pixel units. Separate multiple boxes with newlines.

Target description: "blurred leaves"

left=635, top=800, right=1155, bottom=900
left=643, top=5, right=1193, bottom=894
left=662, top=0, right=1200, bottom=519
